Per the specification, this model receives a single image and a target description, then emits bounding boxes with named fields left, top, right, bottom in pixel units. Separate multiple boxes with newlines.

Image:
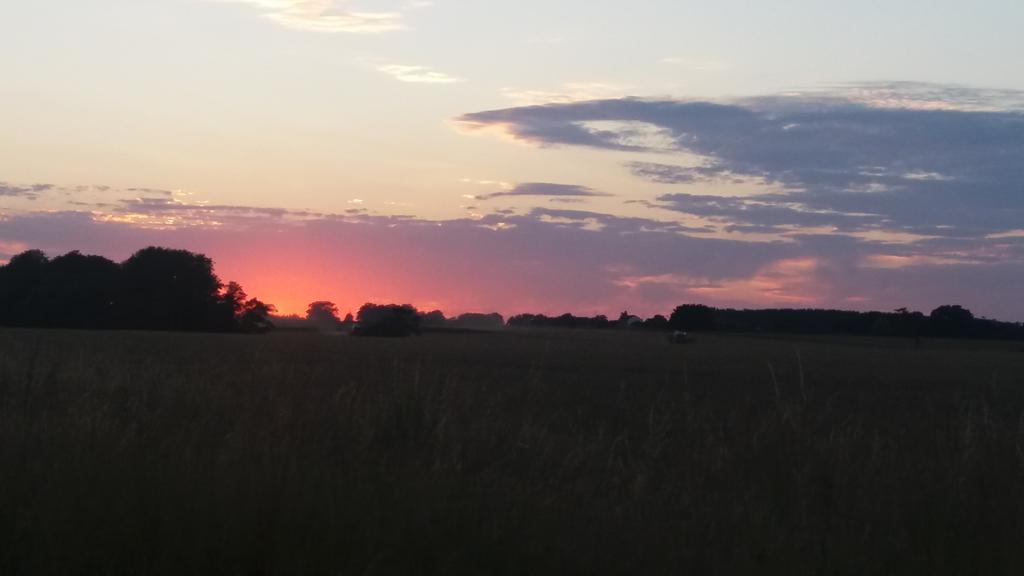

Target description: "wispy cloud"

left=500, top=82, right=627, bottom=106
left=478, top=182, right=608, bottom=200
left=830, top=81, right=1024, bottom=112
left=377, top=64, right=464, bottom=84
left=215, top=0, right=407, bottom=33
left=0, top=182, right=54, bottom=200
left=625, top=162, right=727, bottom=184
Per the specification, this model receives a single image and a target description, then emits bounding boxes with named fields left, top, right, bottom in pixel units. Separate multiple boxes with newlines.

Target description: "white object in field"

left=668, top=330, right=691, bottom=343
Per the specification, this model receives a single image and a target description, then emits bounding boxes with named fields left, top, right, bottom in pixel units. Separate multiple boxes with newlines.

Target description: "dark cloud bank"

left=458, top=84, right=1024, bottom=238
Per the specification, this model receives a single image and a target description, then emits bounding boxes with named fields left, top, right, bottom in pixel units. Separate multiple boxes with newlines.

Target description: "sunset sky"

left=2, top=0, right=1023, bottom=319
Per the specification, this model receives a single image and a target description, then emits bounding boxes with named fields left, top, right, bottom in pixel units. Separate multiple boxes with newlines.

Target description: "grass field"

left=2, top=328, right=1024, bottom=575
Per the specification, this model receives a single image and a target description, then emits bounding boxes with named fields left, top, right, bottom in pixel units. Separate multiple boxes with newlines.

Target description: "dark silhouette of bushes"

left=669, top=304, right=717, bottom=332
left=642, top=314, right=669, bottom=330
left=673, top=305, right=1022, bottom=340
left=448, top=312, right=504, bottom=330
left=420, top=309, right=447, bottom=327
left=507, top=313, right=616, bottom=329
left=506, top=305, right=1021, bottom=340
left=354, top=303, right=422, bottom=337
left=929, top=304, right=975, bottom=337
left=0, top=247, right=274, bottom=332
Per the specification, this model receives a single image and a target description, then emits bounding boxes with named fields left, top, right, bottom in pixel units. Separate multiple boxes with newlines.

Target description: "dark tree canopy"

left=41, top=251, right=122, bottom=329
left=642, top=314, right=669, bottom=330
left=306, top=301, right=342, bottom=329
left=506, top=304, right=1020, bottom=340
left=449, top=312, right=504, bottom=330
left=239, top=299, right=276, bottom=333
left=0, top=249, right=50, bottom=326
left=0, top=247, right=273, bottom=333
left=506, top=313, right=616, bottom=330
left=929, top=305, right=975, bottom=336
left=669, top=304, right=717, bottom=332
left=355, top=303, right=422, bottom=337
left=120, top=247, right=225, bottom=331
left=221, top=282, right=248, bottom=316
left=421, top=309, right=447, bottom=326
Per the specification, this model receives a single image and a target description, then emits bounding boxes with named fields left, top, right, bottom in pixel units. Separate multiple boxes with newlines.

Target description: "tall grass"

left=1, top=328, right=1023, bottom=574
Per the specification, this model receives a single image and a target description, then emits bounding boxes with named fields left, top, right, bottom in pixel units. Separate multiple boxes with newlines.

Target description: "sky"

left=2, top=0, right=1023, bottom=320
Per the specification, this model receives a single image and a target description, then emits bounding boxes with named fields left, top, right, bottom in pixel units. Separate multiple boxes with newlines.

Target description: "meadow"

left=2, top=327, right=1024, bottom=575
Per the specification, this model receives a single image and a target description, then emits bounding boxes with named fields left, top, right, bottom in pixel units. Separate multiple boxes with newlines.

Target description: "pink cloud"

left=3, top=195, right=1023, bottom=321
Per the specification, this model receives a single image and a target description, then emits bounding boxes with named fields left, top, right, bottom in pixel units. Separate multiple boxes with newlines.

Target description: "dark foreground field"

left=2, top=328, right=1024, bottom=575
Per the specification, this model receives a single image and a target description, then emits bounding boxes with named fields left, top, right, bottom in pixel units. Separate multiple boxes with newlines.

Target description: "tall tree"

left=239, top=299, right=276, bottom=332
left=119, top=247, right=224, bottom=331
left=306, top=301, right=341, bottom=329
left=355, top=303, right=421, bottom=337
left=39, top=251, right=121, bottom=328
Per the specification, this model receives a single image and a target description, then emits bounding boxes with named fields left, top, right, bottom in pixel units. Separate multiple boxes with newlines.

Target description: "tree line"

left=508, top=304, right=1024, bottom=341
left=307, top=302, right=1022, bottom=341
left=2, top=247, right=1021, bottom=340
left=299, top=301, right=505, bottom=336
left=0, top=248, right=274, bottom=332
left=666, top=303, right=1024, bottom=340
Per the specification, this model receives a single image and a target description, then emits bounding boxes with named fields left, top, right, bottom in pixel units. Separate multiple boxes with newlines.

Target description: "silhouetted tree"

left=119, top=247, right=226, bottom=331
left=930, top=305, right=975, bottom=337
left=306, top=301, right=342, bottom=330
left=211, top=281, right=249, bottom=331
left=421, top=309, right=447, bottom=326
left=0, top=246, right=276, bottom=333
left=642, top=314, right=669, bottom=331
left=220, top=282, right=248, bottom=315
left=450, top=312, right=504, bottom=330
left=892, top=307, right=926, bottom=342
left=507, top=313, right=549, bottom=328
left=669, top=304, right=717, bottom=331
left=239, top=299, right=276, bottom=333
left=506, top=312, right=625, bottom=330
left=39, top=251, right=121, bottom=328
left=355, top=303, right=421, bottom=337
left=0, top=249, right=49, bottom=326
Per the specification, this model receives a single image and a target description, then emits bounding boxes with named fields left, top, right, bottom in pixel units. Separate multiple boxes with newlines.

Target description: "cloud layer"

left=216, top=0, right=406, bottom=33
left=3, top=179, right=1023, bottom=321
left=478, top=182, right=607, bottom=200
left=0, top=183, right=53, bottom=200
left=5, top=84, right=1023, bottom=321
left=457, top=84, right=1024, bottom=240
left=377, top=64, right=463, bottom=84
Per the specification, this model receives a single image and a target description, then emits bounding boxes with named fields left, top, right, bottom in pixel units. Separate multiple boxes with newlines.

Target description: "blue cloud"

left=479, top=182, right=608, bottom=200
left=457, top=84, right=1024, bottom=238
